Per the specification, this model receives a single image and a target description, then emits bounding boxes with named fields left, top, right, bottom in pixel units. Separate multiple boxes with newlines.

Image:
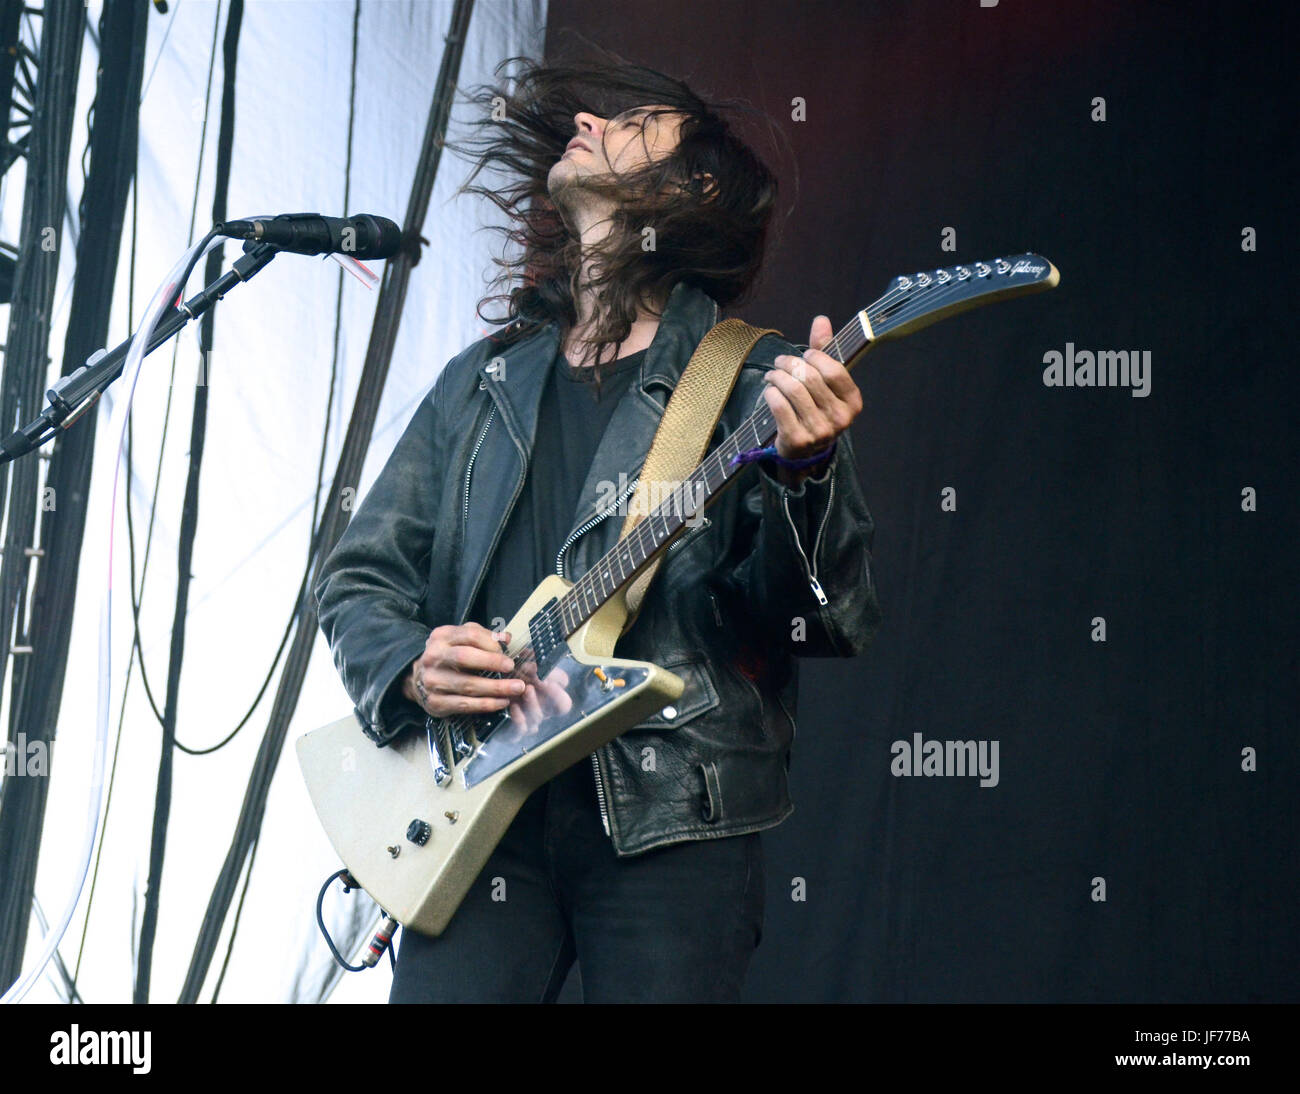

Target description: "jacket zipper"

left=460, top=389, right=607, bottom=825
left=590, top=752, right=612, bottom=836
left=461, top=400, right=530, bottom=630
left=462, top=403, right=496, bottom=529
left=575, top=306, right=719, bottom=841
left=780, top=468, right=835, bottom=606
left=583, top=505, right=708, bottom=838
left=667, top=515, right=710, bottom=552
left=554, top=475, right=640, bottom=578
left=554, top=476, right=638, bottom=839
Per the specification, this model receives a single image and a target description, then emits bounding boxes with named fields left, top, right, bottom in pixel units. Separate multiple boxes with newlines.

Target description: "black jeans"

left=389, top=758, right=765, bottom=1003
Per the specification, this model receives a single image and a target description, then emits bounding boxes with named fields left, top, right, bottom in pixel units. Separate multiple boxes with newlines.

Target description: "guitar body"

left=296, top=574, right=684, bottom=936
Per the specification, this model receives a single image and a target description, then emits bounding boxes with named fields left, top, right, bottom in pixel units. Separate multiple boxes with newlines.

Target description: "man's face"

left=548, top=103, right=685, bottom=198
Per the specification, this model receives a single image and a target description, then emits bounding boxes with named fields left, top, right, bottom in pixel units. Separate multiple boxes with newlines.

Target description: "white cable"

left=2, top=233, right=226, bottom=1004
left=30, top=897, right=70, bottom=1003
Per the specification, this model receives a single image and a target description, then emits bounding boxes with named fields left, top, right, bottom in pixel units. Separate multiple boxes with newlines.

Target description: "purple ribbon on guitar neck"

left=728, top=439, right=837, bottom=471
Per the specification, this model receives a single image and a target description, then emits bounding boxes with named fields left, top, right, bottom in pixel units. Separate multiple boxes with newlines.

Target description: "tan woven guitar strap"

left=615, top=317, right=778, bottom=634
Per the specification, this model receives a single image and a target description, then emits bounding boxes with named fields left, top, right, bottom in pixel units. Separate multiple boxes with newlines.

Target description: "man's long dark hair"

left=449, top=44, right=781, bottom=370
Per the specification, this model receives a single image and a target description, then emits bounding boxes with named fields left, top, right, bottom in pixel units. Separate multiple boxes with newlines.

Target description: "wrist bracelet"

left=728, top=439, right=837, bottom=471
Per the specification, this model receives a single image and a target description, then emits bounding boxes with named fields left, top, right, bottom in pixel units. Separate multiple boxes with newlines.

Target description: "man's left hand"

left=762, top=315, right=863, bottom=486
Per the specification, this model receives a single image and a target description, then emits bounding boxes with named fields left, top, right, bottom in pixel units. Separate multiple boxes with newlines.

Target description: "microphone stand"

left=0, top=240, right=280, bottom=465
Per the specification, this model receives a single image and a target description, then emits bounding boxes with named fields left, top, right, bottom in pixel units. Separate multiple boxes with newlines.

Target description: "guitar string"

left=432, top=258, right=1037, bottom=748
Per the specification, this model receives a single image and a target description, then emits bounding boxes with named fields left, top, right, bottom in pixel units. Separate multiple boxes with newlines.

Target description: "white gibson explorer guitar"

left=297, top=254, right=1060, bottom=936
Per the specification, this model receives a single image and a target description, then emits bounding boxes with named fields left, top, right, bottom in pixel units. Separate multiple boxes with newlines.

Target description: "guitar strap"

left=614, top=317, right=779, bottom=635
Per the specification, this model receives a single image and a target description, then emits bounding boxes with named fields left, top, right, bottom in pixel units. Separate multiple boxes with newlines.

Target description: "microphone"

left=217, top=213, right=405, bottom=260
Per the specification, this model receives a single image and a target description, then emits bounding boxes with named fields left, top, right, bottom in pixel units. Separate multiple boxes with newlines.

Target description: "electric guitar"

left=296, top=253, right=1060, bottom=936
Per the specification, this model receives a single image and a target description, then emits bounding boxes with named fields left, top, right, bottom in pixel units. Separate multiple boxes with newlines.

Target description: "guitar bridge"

left=528, top=597, right=563, bottom=675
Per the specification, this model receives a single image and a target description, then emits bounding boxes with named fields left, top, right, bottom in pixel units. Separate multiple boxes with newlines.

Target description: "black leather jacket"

left=314, top=280, right=882, bottom=856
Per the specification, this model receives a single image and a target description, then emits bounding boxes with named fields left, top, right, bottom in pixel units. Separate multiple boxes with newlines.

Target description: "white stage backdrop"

left=3, top=0, right=547, bottom=1003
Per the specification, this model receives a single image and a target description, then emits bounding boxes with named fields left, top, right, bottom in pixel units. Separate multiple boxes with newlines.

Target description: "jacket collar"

left=474, top=280, right=721, bottom=437
left=638, top=280, right=723, bottom=395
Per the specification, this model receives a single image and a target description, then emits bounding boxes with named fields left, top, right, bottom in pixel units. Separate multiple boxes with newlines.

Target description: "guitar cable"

left=316, top=869, right=398, bottom=973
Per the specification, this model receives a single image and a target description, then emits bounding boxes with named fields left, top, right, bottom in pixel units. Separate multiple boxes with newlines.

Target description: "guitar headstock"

left=865, top=253, right=1060, bottom=343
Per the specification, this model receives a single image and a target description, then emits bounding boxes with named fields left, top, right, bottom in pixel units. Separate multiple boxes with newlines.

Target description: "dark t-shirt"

left=468, top=347, right=646, bottom=632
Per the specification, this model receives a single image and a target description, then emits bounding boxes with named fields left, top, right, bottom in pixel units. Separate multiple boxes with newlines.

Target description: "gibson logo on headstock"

left=1010, top=259, right=1046, bottom=276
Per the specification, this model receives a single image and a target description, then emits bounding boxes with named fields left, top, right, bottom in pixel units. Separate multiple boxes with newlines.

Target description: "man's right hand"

left=402, top=623, right=526, bottom=717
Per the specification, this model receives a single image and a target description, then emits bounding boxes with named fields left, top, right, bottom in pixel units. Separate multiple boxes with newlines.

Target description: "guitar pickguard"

left=441, top=640, right=650, bottom=788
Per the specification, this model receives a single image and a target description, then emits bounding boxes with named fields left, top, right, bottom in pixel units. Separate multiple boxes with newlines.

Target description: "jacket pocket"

left=629, top=653, right=719, bottom=730
left=698, top=760, right=723, bottom=823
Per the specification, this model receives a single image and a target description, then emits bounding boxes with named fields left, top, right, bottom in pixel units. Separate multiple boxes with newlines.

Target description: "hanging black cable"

left=0, top=3, right=24, bottom=182
left=178, top=0, right=476, bottom=1004
left=133, top=0, right=243, bottom=1004
left=74, top=102, right=143, bottom=988
left=117, top=0, right=317, bottom=758
left=210, top=832, right=259, bottom=1001
left=0, top=5, right=78, bottom=670
left=0, top=0, right=99, bottom=996
left=76, top=0, right=364, bottom=986
left=116, top=0, right=225, bottom=998
left=210, top=0, right=366, bottom=987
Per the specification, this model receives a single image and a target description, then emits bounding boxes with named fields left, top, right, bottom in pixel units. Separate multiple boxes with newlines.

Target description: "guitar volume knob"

left=406, top=818, right=432, bottom=846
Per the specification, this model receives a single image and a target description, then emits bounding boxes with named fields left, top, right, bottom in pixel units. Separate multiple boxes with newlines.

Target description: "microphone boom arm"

left=1, top=240, right=280, bottom=465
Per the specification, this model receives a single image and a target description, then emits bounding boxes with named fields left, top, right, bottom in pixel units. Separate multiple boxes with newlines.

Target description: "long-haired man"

left=315, top=47, right=882, bottom=1003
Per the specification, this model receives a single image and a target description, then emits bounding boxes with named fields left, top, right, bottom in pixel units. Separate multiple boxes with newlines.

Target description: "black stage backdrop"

left=543, top=0, right=1295, bottom=1002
